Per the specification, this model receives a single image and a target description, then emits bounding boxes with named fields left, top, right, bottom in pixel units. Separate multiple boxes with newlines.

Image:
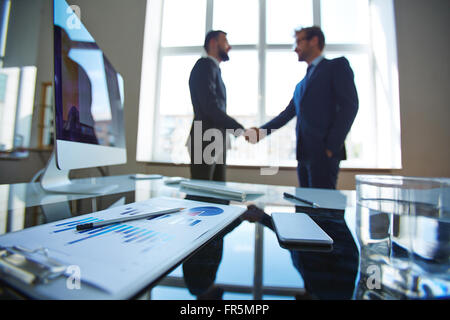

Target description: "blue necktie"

left=300, top=64, right=313, bottom=97
left=295, top=64, right=314, bottom=114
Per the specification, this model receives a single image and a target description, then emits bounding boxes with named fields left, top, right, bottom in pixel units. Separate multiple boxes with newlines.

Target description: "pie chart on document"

left=186, top=207, right=224, bottom=216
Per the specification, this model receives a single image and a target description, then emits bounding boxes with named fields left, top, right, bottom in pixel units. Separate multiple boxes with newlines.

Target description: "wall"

left=3, top=0, right=42, bottom=68
left=393, top=0, right=450, bottom=178
left=0, top=0, right=449, bottom=188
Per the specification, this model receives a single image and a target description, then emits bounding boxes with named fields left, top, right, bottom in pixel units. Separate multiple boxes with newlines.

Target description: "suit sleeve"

left=260, top=99, right=296, bottom=135
left=325, top=58, right=359, bottom=155
left=191, top=60, right=244, bottom=130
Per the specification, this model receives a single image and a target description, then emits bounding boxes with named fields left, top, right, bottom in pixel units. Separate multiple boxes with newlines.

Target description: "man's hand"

left=325, top=149, right=333, bottom=158
left=240, top=204, right=266, bottom=222
left=244, top=127, right=262, bottom=144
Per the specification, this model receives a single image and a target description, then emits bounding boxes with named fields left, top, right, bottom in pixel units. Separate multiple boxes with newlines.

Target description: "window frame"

left=139, top=0, right=398, bottom=169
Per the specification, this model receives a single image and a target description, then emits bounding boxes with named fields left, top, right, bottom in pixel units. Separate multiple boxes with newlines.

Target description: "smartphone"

left=271, top=212, right=333, bottom=246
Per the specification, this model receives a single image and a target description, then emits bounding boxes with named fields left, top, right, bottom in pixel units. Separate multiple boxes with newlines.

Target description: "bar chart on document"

left=51, top=205, right=225, bottom=250
left=0, top=197, right=243, bottom=295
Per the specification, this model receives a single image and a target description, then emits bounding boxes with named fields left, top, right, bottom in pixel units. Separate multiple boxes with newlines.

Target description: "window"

left=137, top=0, right=401, bottom=169
left=0, top=0, right=39, bottom=158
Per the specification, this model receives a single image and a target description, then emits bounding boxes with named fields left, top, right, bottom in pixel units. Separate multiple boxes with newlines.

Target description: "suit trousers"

left=189, top=136, right=227, bottom=182
left=297, top=154, right=340, bottom=189
left=190, top=162, right=226, bottom=182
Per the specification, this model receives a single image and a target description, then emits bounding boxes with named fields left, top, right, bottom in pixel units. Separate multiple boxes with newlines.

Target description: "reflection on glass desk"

left=0, top=175, right=366, bottom=299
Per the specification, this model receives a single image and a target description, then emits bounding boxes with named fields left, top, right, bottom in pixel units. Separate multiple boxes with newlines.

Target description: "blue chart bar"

left=115, top=226, right=134, bottom=233
left=138, top=232, right=158, bottom=243
left=63, top=218, right=174, bottom=246
left=124, top=230, right=154, bottom=243
left=154, top=215, right=170, bottom=221
left=67, top=224, right=127, bottom=245
left=124, top=228, right=146, bottom=238
left=86, top=224, right=121, bottom=235
left=123, top=227, right=139, bottom=234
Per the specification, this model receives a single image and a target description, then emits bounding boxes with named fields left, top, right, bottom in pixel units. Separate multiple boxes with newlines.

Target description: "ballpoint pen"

left=283, top=192, right=320, bottom=208
left=76, top=207, right=185, bottom=231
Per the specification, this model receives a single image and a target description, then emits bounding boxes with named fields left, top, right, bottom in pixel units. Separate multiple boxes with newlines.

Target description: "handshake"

left=241, top=127, right=266, bottom=144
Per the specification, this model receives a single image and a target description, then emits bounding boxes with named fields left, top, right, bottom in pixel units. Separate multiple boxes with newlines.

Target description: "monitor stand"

left=40, top=150, right=118, bottom=195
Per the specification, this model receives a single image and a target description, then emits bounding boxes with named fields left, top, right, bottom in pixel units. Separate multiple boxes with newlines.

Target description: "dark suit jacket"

left=188, top=57, right=243, bottom=144
left=261, top=57, right=358, bottom=161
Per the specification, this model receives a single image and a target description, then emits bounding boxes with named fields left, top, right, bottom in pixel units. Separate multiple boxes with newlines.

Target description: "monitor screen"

left=53, top=0, right=126, bottom=170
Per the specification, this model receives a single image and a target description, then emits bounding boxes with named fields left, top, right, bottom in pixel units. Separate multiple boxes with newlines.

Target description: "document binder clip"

left=0, top=246, right=67, bottom=285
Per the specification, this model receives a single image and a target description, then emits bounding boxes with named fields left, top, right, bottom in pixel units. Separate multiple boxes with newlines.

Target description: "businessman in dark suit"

left=188, top=30, right=244, bottom=181
left=246, top=26, right=358, bottom=189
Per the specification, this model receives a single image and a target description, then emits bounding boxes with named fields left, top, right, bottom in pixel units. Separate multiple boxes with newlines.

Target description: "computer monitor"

left=40, top=0, right=126, bottom=194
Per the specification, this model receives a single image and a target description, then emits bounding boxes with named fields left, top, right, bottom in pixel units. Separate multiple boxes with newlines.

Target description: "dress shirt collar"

left=310, top=55, right=324, bottom=68
left=206, top=55, right=220, bottom=68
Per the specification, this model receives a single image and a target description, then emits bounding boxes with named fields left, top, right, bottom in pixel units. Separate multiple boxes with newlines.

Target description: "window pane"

left=213, top=0, right=258, bottom=45
left=161, top=0, right=206, bottom=47
left=228, top=49, right=303, bottom=167
left=220, top=51, right=258, bottom=116
left=227, top=115, right=260, bottom=166
left=0, top=68, right=20, bottom=151
left=155, top=54, right=198, bottom=163
left=266, top=0, right=313, bottom=44
left=265, top=51, right=306, bottom=117
left=228, top=114, right=297, bottom=167
left=152, top=115, right=191, bottom=163
left=159, top=55, right=198, bottom=116
left=321, top=0, right=370, bottom=44
left=263, top=51, right=308, bottom=167
left=209, top=50, right=259, bottom=165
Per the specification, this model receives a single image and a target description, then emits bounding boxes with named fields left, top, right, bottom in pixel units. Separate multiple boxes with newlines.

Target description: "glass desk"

left=0, top=175, right=381, bottom=300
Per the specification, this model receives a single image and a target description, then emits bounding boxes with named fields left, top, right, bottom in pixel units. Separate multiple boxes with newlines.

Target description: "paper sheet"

left=0, top=197, right=245, bottom=296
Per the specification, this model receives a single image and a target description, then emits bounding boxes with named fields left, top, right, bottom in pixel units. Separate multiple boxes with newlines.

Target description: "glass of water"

left=355, top=175, right=450, bottom=299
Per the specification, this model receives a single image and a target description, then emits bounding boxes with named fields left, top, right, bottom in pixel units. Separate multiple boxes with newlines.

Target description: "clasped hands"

left=243, top=127, right=264, bottom=144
